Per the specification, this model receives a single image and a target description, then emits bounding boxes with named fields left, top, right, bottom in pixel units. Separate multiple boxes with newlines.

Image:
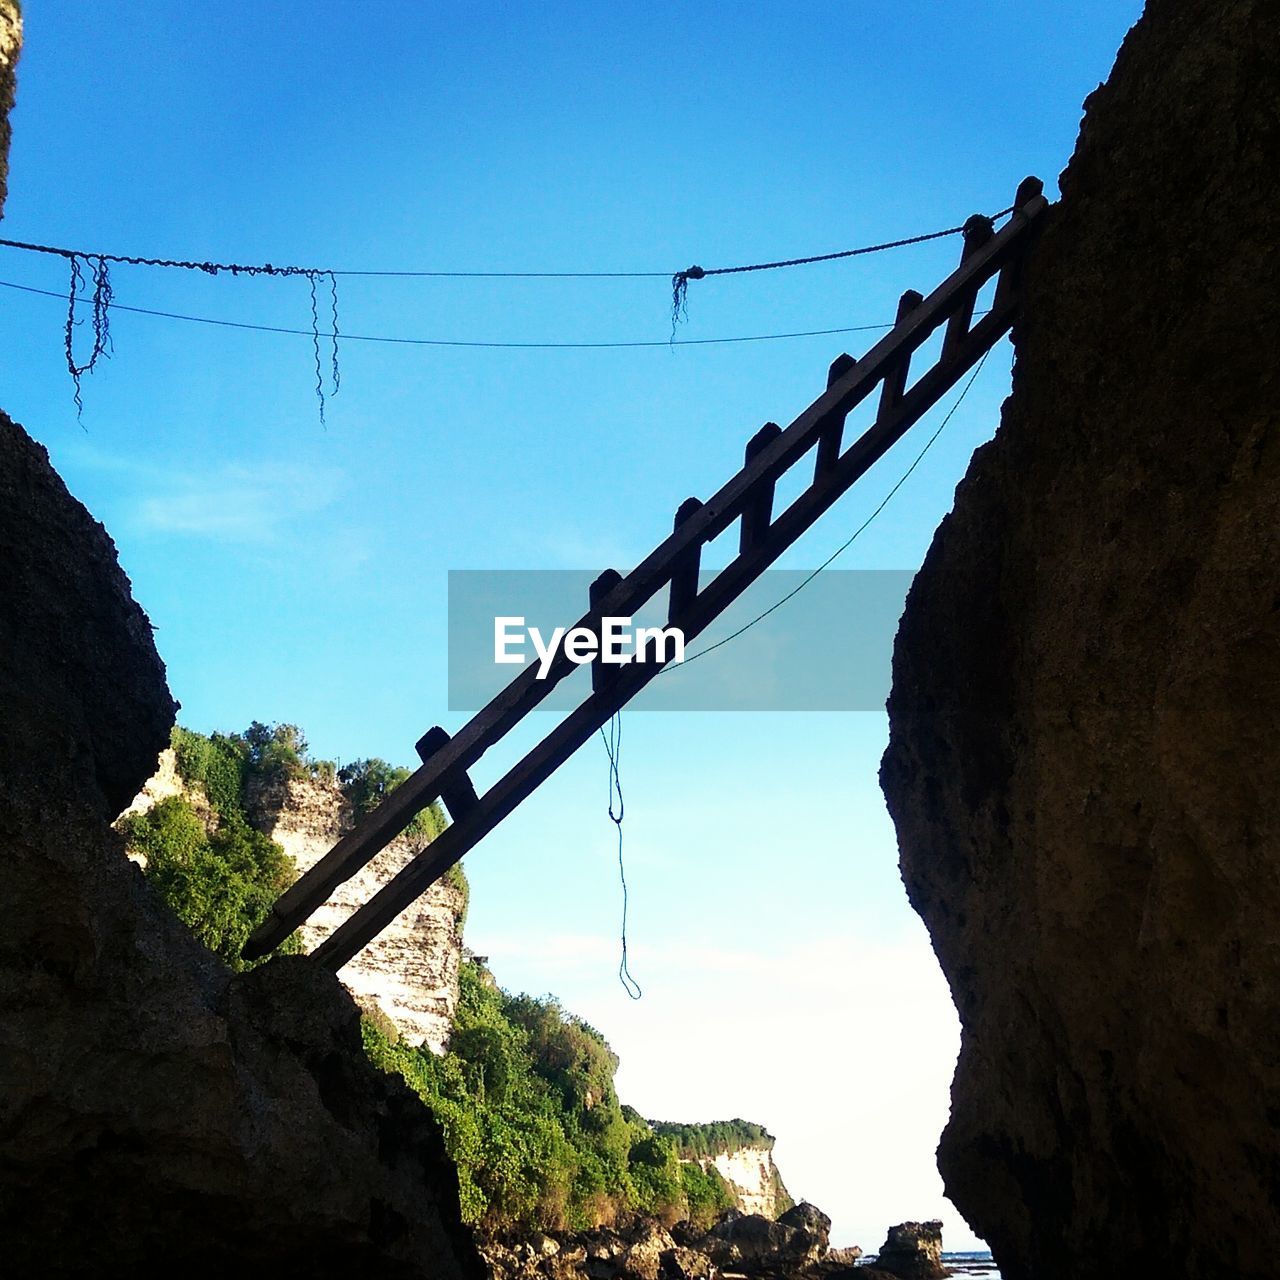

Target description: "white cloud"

left=132, top=461, right=344, bottom=542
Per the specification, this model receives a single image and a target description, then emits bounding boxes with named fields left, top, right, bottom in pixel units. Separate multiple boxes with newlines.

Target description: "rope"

left=0, top=279, right=896, bottom=350
left=599, top=711, right=641, bottom=1000
left=0, top=208, right=1013, bottom=280
left=675, top=343, right=997, bottom=670
left=0, top=202, right=1014, bottom=411
left=670, top=204, right=1016, bottom=333
left=0, top=238, right=340, bottom=421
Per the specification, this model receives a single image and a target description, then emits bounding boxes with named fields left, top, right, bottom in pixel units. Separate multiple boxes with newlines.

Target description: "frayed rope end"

left=670, top=265, right=705, bottom=339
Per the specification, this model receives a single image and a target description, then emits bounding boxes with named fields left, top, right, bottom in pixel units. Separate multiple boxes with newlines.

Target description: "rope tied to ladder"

left=669, top=204, right=1017, bottom=335
left=600, top=711, right=641, bottom=1000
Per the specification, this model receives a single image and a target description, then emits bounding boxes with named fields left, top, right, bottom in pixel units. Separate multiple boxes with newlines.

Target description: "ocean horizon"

left=856, top=1251, right=998, bottom=1277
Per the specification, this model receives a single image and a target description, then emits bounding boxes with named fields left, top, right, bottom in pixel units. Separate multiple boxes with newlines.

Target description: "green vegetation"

left=650, top=1118, right=777, bottom=1159
left=121, top=718, right=774, bottom=1234
left=120, top=795, right=300, bottom=969
left=171, top=720, right=334, bottom=822
left=337, top=756, right=447, bottom=843
left=125, top=721, right=459, bottom=965
left=679, top=1160, right=737, bottom=1225
left=362, top=961, right=737, bottom=1231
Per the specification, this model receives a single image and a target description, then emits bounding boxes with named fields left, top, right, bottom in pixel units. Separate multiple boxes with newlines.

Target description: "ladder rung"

left=739, top=423, right=782, bottom=552
left=668, top=497, right=703, bottom=623
left=814, top=354, right=855, bottom=478
left=589, top=568, right=624, bottom=692
left=941, top=215, right=995, bottom=358
left=992, top=176, right=1045, bottom=315
left=416, top=728, right=479, bottom=821
left=876, top=290, right=925, bottom=422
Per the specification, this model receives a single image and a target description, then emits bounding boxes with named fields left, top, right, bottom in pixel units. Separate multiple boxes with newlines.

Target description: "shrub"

left=650, top=1118, right=777, bottom=1159
left=362, top=961, right=689, bottom=1231
left=172, top=725, right=247, bottom=820
left=120, top=795, right=299, bottom=969
left=681, top=1161, right=736, bottom=1229
left=338, top=756, right=448, bottom=843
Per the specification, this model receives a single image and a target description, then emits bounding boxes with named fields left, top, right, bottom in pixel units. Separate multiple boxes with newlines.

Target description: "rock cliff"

left=881, top=2, right=1280, bottom=1278
left=0, top=404, right=484, bottom=1277
left=701, top=1145, right=791, bottom=1220
left=479, top=1203, right=845, bottom=1280
left=0, top=0, right=18, bottom=216
left=865, top=1222, right=947, bottom=1280
left=124, top=750, right=465, bottom=1051
left=245, top=769, right=464, bottom=1052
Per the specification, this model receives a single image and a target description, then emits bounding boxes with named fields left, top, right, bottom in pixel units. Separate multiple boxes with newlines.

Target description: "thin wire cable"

left=674, top=344, right=996, bottom=670
left=599, top=711, right=641, bottom=1000
left=0, top=278, right=898, bottom=349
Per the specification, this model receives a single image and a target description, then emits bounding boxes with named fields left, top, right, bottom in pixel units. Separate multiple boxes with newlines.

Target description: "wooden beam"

left=416, top=729, right=479, bottom=821
left=814, top=354, right=856, bottom=480
left=310, top=303, right=1020, bottom=974
left=668, top=498, right=704, bottom=623
left=590, top=569, right=623, bottom=694
left=876, top=290, right=924, bottom=424
left=244, top=182, right=1048, bottom=962
left=942, top=216, right=995, bottom=358
left=993, top=176, right=1046, bottom=315
left=739, top=423, right=783, bottom=552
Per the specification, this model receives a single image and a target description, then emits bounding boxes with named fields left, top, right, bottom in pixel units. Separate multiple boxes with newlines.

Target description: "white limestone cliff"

left=703, top=1145, right=791, bottom=1219
left=126, top=750, right=464, bottom=1053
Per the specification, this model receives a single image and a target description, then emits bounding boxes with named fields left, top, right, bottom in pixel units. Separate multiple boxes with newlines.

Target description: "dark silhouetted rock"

left=480, top=1204, right=847, bottom=1280
left=0, top=410, right=177, bottom=818
left=868, top=1222, right=947, bottom=1279
left=881, top=1, right=1280, bottom=1279
left=704, top=1208, right=826, bottom=1273
left=0, top=408, right=483, bottom=1279
left=778, top=1201, right=832, bottom=1245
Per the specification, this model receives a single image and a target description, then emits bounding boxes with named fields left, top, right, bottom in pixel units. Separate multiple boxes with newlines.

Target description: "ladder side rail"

left=248, top=188, right=1047, bottom=959
left=309, top=301, right=1021, bottom=973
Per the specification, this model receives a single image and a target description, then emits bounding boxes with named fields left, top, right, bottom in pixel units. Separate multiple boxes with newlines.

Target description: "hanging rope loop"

left=600, top=712, right=641, bottom=1000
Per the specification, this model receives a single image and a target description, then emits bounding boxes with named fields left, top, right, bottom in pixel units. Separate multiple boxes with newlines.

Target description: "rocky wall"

left=880, top=1, right=1280, bottom=1276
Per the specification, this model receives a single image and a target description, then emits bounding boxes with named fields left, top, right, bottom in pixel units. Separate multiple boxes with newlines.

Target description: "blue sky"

left=0, top=1, right=1142, bottom=1251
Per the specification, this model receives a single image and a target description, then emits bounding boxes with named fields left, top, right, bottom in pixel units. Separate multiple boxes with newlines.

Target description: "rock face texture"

left=246, top=772, right=465, bottom=1052
left=0, top=0, right=18, bottom=216
left=866, top=1222, right=947, bottom=1280
left=0, top=409, right=483, bottom=1279
left=0, top=411, right=178, bottom=818
left=880, top=2, right=1280, bottom=1279
left=125, top=753, right=466, bottom=1052
left=479, top=1203, right=844, bottom=1280
left=703, top=1144, right=791, bottom=1219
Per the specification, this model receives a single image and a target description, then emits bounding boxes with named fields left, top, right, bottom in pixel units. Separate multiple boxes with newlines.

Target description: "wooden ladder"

left=243, top=176, right=1049, bottom=971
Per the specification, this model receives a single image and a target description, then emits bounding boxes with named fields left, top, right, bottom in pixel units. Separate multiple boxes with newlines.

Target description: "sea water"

left=855, top=1252, right=999, bottom=1277
left=943, top=1253, right=1000, bottom=1277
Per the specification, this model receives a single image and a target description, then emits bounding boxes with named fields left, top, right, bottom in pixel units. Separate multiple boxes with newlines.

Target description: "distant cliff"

left=703, top=1144, right=792, bottom=1219
left=652, top=1120, right=793, bottom=1219
left=125, top=743, right=466, bottom=1053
